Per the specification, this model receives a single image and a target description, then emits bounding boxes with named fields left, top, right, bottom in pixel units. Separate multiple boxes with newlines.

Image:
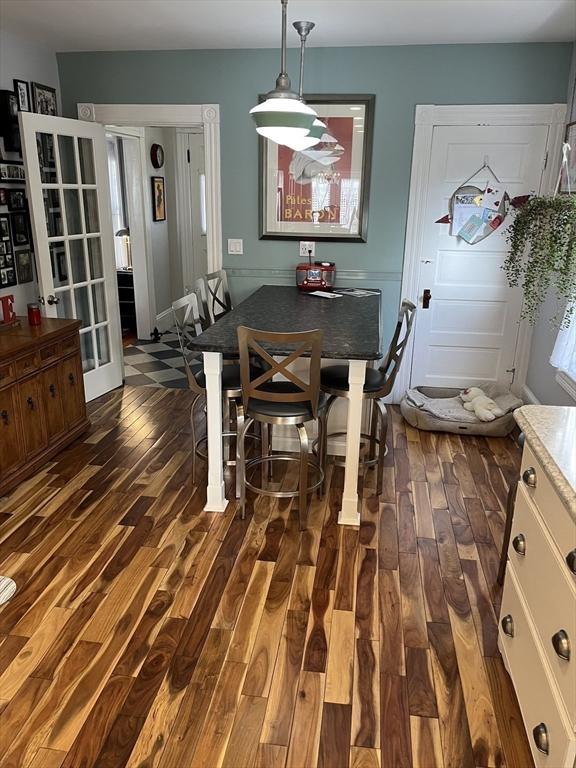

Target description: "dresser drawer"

left=499, top=568, right=576, bottom=767
left=520, top=443, right=575, bottom=559
left=59, top=333, right=80, bottom=357
left=510, top=483, right=576, bottom=723
left=0, top=361, right=15, bottom=389
left=15, top=351, right=40, bottom=378
left=39, top=341, right=61, bottom=367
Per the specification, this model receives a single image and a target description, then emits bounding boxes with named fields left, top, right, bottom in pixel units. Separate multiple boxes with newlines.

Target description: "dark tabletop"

left=188, top=285, right=382, bottom=360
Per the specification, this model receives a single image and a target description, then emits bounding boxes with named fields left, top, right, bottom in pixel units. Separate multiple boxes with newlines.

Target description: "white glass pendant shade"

left=284, top=119, right=326, bottom=151
left=250, top=98, right=317, bottom=145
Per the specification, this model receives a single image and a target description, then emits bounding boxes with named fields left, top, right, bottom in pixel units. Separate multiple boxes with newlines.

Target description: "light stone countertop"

left=514, top=405, right=576, bottom=514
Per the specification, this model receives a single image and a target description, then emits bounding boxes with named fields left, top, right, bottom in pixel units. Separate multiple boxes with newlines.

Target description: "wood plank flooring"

left=0, top=386, right=533, bottom=768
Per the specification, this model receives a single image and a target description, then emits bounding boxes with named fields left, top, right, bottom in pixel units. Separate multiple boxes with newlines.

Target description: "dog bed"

left=400, top=386, right=522, bottom=436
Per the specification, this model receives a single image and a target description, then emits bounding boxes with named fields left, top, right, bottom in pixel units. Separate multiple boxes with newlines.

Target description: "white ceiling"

left=1, top=0, right=575, bottom=51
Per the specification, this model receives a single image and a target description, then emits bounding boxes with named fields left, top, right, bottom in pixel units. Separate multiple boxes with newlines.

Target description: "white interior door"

left=19, top=112, right=123, bottom=401
left=410, top=124, right=549, bottom=391
left=177, top=130, right=208, bottom=293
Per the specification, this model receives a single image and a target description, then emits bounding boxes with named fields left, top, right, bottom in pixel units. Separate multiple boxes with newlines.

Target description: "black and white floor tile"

left=123, top=332, right=189, bottom=389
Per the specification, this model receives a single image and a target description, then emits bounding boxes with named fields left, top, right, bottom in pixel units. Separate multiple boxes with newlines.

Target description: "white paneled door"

left=20, top=113, right=122, bottom=401
left=410, top=124, right=550, bottom=390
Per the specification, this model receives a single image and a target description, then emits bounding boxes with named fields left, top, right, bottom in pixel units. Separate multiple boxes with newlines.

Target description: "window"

left=550, top=305, right=576, bottom=400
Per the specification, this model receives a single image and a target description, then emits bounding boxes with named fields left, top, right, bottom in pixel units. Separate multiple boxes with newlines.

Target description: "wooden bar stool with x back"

left=318, top=299, right=416, bottom=493
left=236, top=326, right=328, bottom=530
left=195, top=269, right=234, bottom=327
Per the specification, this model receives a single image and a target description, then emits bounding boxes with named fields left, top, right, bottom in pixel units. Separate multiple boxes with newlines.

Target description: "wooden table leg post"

left=203, top=351, right=227, bottom=512
left=338, top=358, right=366, bottom=526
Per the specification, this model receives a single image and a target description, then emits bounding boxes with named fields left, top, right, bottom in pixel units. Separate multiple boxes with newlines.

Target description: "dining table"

left=187, top=284, right=382, bottom=526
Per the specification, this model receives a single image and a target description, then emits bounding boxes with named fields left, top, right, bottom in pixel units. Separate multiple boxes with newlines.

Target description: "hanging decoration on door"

left=435, top=159, right=511, bottom=244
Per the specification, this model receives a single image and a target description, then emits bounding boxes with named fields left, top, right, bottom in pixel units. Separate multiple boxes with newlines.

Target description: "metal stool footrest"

left=195, top=430, right=260, bottom=467
left=244, top=454, right=324, bottom=498
left=311, top=430, right=388, bottom=468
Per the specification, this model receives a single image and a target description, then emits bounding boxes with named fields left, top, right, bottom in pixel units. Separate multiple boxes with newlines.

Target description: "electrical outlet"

left=299, top=241, right=315, bottom=260
left=227, top=238, right=243, bottom=255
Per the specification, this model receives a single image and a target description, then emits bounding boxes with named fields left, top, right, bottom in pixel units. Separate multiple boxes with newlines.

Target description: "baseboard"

left=522, top=384, right=540, bottom=405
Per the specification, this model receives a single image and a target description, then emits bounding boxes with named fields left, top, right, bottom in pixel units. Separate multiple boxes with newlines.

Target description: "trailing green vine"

left=503, top=195, right=576, bottom=327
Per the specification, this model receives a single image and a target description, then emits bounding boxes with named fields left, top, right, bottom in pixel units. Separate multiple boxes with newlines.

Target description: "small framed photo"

left=13, top=79, right=31, bottom=112
left=0, top=162, right=25, bottom=182
left=0, top=188, right=7, bottom=205
left=0, top=254, right=4, bottom=268
left=0, top=242, right=5, bottom=256
left=31, top=82, right=58, bottom=116
left=0, top=214, right=10, bottom=240
left=10, top=212, right=29, bottom=246
left=16, top=249, right=34, bottom=283
left=151, top=176, right=166, bottom=221
left=560, top=121, right=576, bottom=195
left=5, top=251, right=14, bottom=267
left=7, top=189, right=25, bottom=211
left=0, top=267, right=17, bottom=287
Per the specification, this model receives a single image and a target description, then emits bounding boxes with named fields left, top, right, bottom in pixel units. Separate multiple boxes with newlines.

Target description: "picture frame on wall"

left=0, top=161, right=25, bottom=182
left=151, top=176, right=166, bottom=222
left=13, top=79, right=31, bottom=112
left=10, top=212, right=29, bottom=246
left=31, top=82, right=58, bottom=116
left=7, top=189, right=25, bottom=211
left=259, top=94, right=375, bottom=242
left=559, top=121, right=576, bottom=195
left=16, top=249, right=34, bottom=283
left=0, top=214, right=11, bottom=241
left=0, top=189, right=7, bottom=206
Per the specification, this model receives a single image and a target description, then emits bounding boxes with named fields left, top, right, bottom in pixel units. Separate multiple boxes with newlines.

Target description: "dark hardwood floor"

left=0, top=386, right=533, bottom=768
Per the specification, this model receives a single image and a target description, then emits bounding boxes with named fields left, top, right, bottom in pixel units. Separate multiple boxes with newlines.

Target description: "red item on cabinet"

left=27, top=303, right=42, bottom=326
left=0, top=294, right=16, bottom=325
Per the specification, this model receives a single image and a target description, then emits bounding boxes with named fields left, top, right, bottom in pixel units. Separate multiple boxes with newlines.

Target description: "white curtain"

left=550, top=304, right=576, bottom=375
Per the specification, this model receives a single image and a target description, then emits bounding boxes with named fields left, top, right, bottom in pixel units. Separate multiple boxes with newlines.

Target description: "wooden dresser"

left=499, top=405, right=576, bottom=768
left=0, top=318, right=89, bottom=497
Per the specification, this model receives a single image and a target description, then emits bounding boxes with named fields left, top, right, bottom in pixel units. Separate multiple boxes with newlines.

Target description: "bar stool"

left=318, top=299, right=416, bottom=493
left=196, top=269, right=233, bottom=326
left=171, top=293, right=248, bottom=495
left=235, top=326, right=327, bottom=530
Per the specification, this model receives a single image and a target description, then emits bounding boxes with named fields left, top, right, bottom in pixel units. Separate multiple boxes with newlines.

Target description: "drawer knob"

left=566, top=549, right=576, bottom=575
left=68, top=372, right=75, bottom=385
left=512, top=533, right=526, bottom=556
left=1, top=409, right=8, bottom=425
left=27, top=396, right=35, bottom=410
left=49, top=383, right=56, bottom=398
left=522, top=467, right=537, bottom=487
left=552, top=629, right=571, bottom=661
left=532, top=723, right=549, bottom=755
left=501, top=614, right=515, bottom=637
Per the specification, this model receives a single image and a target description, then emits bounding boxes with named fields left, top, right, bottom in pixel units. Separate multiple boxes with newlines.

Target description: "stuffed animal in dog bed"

left=460, top=387, right=505, bottom=422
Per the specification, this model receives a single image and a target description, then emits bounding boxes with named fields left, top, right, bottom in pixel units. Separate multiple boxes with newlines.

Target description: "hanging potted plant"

left=503, top=194, right=576, bottom=327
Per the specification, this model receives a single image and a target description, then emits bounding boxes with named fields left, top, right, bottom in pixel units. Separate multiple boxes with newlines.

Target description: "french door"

left=19, top=113, right=122, bottom=401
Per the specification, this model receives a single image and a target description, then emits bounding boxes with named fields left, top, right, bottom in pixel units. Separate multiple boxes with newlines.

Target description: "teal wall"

left=58, top=43, right=571, bottom=341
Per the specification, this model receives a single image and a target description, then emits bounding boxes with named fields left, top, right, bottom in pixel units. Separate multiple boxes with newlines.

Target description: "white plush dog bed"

left=400, top=386, right=522, bottom=436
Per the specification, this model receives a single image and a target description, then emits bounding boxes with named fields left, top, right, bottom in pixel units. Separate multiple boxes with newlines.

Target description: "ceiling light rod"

left=293, top=20, right=315, bottom=99
left=271, top=0, right=296, bottom=99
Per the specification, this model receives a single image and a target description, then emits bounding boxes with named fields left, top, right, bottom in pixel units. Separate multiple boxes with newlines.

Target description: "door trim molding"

left=394, top=102, right=567, bottom=402
left=77, top=103, right=223, bottom=284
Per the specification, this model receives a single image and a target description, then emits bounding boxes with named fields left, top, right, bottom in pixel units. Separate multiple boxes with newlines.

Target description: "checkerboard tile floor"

left=123, top=332, right=189, bottom=389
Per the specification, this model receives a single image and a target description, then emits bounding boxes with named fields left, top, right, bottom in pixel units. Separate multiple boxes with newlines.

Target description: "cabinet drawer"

left=521, top=443, right=575, bottom=558
left=0, top=361, right=15, bottom=389
left=510, top=483, right=576, bottom=723
left=499, top=568, right=576, bottom=767
left=59, top=334, right=80, bottom=357
left=15, top=351, right=40, bottom=378
left=39, top=342, right=60, bottom=367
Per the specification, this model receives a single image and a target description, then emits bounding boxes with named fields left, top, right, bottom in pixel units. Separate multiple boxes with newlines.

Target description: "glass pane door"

left=19, top=113, right=122, bottom=401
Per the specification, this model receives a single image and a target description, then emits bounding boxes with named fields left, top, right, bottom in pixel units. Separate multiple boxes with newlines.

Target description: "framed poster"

left=16, top=249, right=34, bottom=283
left=13, top=79, right=31, bottom=112
left=31, top=82, right=58, bottom=116
left=151, top=176, right=166, bottom=221
left=259, top=94, right=375, bottom=242
left=559, top=122, right=576, bottom=195
left=10, top=212, right=29, bottom=246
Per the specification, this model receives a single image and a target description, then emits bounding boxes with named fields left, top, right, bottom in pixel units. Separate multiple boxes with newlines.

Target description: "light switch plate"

left=299, top=241, right=315, bottom=259
left=227, top=238, right=243, bottom=255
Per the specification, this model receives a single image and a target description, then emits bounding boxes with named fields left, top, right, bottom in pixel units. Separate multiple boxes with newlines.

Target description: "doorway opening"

left=104, top=124, right=208, bottom=387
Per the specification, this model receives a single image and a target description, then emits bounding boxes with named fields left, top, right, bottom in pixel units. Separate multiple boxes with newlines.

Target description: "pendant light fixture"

left=283, top=20, right=326, bottom=151
left=249, top=0, right=317, bottom=146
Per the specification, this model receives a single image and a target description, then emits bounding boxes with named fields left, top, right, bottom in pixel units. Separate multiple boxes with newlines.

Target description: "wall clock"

left=150, top=143, right=164, bottom=169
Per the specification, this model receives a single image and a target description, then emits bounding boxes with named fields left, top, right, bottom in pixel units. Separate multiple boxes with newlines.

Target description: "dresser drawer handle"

left=512, top=534, right=526, bottom=556
left=68, top=372, right=75, bottom=385
left=532, top=723, right=549, bottom=755
left=522, top=467, right=537, bottom=487
left=501, top=614, right=515, bottom=637
left=552, top=629, right=571, bottom=661
left=1, top=409, right=8, bottom=425
left=566, top=549, right=576, bottom=575
left=27, top=396, right=35, bottom=410
left=49, top=383, right=57, bottom=398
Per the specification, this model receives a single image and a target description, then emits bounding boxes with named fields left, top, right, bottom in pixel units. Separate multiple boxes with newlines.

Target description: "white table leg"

left=203, top=351, right=227, bottom=512
left=338, top=358, right=367, bottom=526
